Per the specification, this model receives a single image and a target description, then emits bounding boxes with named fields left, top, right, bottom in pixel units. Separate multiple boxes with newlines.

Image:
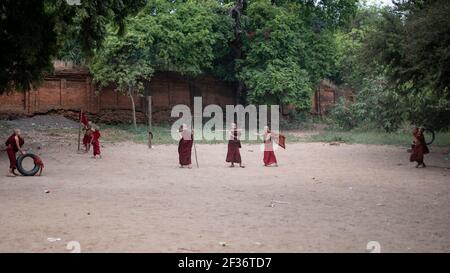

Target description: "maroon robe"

left=178, top=131, right=193, bottom=166
left=226, top=130, right=242, bottom=163
left=92, top=130, right=101, bottom=156
left=410, top=131, right=429, bottom=163
left=263, top=133, right=277, bottom=166
left=5, top=134, right=24, bottom=169
left=83, top=127, right=92, bottom=147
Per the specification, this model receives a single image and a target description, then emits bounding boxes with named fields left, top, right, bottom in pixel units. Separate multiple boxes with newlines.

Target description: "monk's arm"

left=15, top=136, right=25, bottom=154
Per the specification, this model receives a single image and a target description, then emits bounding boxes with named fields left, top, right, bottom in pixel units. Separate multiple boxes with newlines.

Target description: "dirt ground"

left=0, top=135, right=449, bottom=252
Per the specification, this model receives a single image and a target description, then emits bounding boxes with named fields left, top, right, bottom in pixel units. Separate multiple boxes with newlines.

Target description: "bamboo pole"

left=77, top=110, right=82, bottom=151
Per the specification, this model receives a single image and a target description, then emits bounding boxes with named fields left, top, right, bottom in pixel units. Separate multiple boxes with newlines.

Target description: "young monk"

left=91, top=124, right=101, bottom=159
left=178, top=123, right=193, bottom=168
left=410, top=127, right=429, bottom=168
left=259, top=126, right=278, bottom=167
left=82, top=121, right=93, bottom=152
left=33, top=154, right=44, bottom=176
left=226, top=123, right=244, bottom=168
left=4, top=129, right=25, bottom=176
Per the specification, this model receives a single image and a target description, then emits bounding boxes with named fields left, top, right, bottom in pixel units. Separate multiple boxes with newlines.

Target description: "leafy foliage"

left=239, top=0, right=357, bottom=109
left=0, top=0, right=146, bottom=93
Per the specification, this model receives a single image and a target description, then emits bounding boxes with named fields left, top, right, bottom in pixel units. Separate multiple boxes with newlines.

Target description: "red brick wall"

left=0, top=70, right=236, bottom=123
left=312, top=80, right=355, bottom=116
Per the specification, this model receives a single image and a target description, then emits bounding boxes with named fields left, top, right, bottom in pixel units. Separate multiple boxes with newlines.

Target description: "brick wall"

left=0, top=69, right=236, bottom=123
left=312, top=80, right=355, bottom=116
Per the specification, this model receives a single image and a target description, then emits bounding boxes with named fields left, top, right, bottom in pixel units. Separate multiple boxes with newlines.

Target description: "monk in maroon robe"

left=262, top=126, right=278, bottom=167
left=226, top=123, right=244, bottom=168
left=91, top=125, right=101, bottom=159
left=178, top=124, right=193, bottom=168
left=410, top=127, right=429, bottom=168
left=33, top=155, right=44, bottom=176
left=82, top=121, right=93, bottom=152
left=4, top=129, right=25, bottom=176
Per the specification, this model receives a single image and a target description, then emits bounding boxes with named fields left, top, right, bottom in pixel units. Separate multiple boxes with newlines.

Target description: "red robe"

left=5, top=134, right=24, bottom=169
left=92, top=130, right=101, bottom=156
left=83, top=128, right=92, bottom=146
left=263, top=134, right=277, bottom=166
left=178, top=131, right=193, bottom=166
left=226, top=130, right=241, bottom=163
left=410, top=132, right=429, bottom=163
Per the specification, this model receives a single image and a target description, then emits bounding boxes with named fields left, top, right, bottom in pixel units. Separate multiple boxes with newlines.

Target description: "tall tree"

left=0, top=0, right=146, bottom=94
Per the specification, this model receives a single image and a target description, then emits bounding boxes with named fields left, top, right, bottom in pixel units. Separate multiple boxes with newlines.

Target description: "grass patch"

left=307, top=130, right=450, bottom=147
left=98, top=123, right=303, bottom=145
left=97, top=123, right=450, bottom=147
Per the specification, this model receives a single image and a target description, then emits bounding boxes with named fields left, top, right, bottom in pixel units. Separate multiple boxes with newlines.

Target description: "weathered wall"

left=312, top=80, right=355, bottom=116
left=0, top=68, right=236, bottom=123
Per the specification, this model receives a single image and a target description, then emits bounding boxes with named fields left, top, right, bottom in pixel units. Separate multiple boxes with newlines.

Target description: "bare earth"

left=0, top=141, right=449, bottom=253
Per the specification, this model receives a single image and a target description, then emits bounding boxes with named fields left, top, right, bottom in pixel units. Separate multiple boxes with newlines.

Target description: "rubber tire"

left=424, top=128, right=435, bottom=145
left=16, top=153, right=40, bottom=176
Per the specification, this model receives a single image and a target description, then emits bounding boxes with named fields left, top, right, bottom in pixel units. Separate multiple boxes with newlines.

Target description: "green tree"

left=238, top=0, right=357, bottom=110
left=0, top=0, right=146, bottom=94
left=364, top=0, right=450, bottom=130
left=89, top=0, right=233, bottom=126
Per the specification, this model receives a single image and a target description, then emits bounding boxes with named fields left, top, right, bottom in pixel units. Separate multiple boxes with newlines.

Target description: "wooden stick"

left=193, top=141, right=199, bottom=168
left=77, top=110, right=82, bottom=151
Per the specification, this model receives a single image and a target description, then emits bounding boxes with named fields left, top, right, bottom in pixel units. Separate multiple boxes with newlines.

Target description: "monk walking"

left=91, top=124, right=102, bottom=159
left=226, top=123, right=244, bottom=168
left=410, top=127, right=429, bottom=168
left=4, top=129, right=25, bottom=176
left=82, top=121, right=93, bottom=153
left=178, top=124, right=193, bottom=168
left=258, top=126, right=278, bottom=167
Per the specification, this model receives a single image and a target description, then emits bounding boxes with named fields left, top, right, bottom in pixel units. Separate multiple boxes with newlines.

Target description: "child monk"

left=226, top=123, right=244, bottom=168
left=33, top=154, right=44, bottom=176
left=178, top=123, right=193, bottom=168
left=4, top=129, right=25, bottom=176
left=91, top=124, right=102, bottom=159
left=410, top=127, right=429, bottom=168
left=82, top=121, right=93, bottom=152
left=257, top=126, right=278, bottom=167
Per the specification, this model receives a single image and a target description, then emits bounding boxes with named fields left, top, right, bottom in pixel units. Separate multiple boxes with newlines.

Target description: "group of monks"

left=81, top=118, right=102, bottom=159
left=177, top=123, right=280, bottom=169
left=3, top=123, right=430, bottom=176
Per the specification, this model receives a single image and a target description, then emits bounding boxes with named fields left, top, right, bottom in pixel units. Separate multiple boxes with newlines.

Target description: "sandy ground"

left=0, top=140, right=449, bottom=253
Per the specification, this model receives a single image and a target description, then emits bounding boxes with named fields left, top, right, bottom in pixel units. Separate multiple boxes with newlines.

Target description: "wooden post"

left=77, top=110, right=82, bottom=151
left=148, top=96, right=152, bottom=149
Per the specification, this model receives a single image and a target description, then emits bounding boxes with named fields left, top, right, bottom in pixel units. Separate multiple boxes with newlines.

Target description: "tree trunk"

left=128, top=85, right=137, bottom=129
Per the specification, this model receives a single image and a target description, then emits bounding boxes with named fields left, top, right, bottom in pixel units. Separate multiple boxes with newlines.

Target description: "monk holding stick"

left=178, top=124, right=194, bottom=168
left=82, top=121, right=93, bottom=153
left=225, top=123, right=245, bottom=168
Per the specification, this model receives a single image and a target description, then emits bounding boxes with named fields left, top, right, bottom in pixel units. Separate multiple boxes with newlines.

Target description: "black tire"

left=423, top=128, right=435, bottom=145
left=16, top=153, right=40, bottom=176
